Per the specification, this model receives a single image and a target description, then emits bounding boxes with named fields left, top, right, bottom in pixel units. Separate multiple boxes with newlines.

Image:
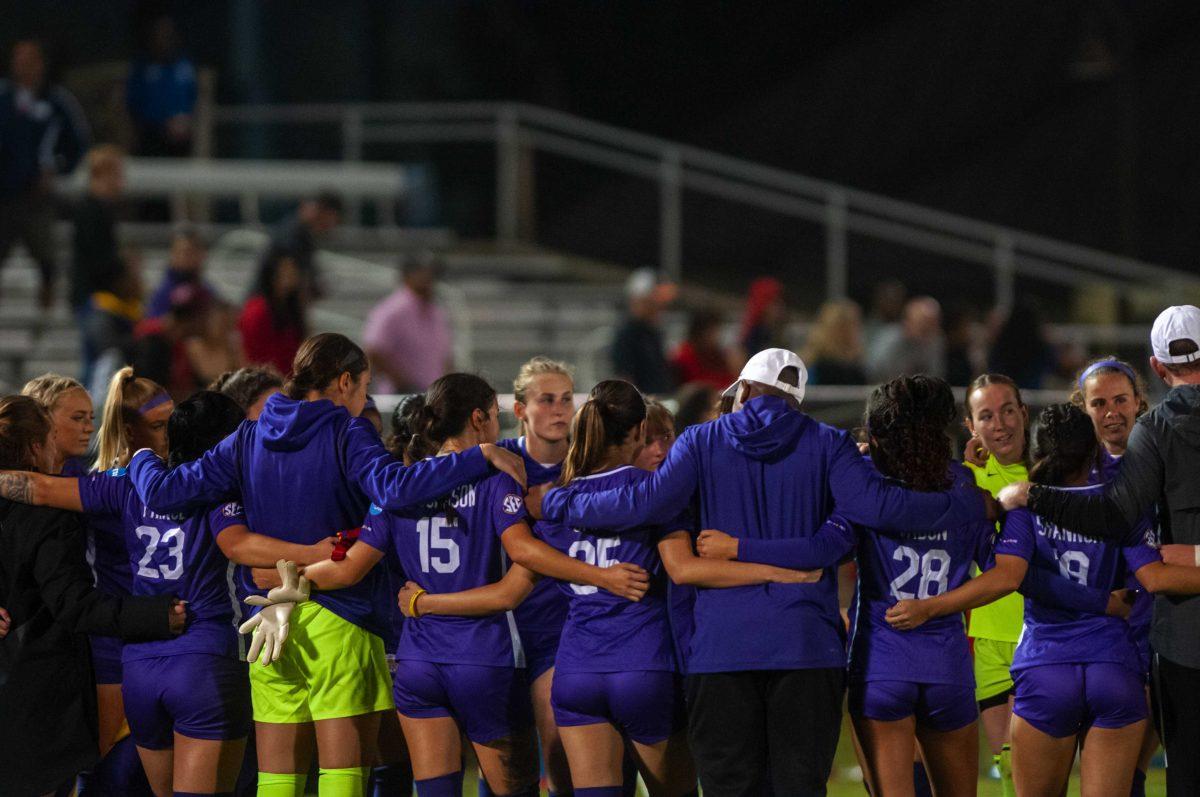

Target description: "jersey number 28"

left=889, top=546, right=951, bottom=600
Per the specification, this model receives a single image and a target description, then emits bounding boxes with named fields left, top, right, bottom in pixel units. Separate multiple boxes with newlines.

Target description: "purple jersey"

left=498, top=437, right=569, bottom=637
left=78, top=469, right=243, bottom=661
left=359, top=469, right=528, bottom=668
left=537, top=466, right=684, bottom=674
left=71, top=459, right=134, bottom=599
left=849, top=518, right=995, bottom=686
left=997, top=484, right=1160, bottom=675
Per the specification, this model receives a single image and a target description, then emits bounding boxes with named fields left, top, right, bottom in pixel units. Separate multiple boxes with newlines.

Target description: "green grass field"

left=823, top=715, right=1166, bottom=796
left=441, top=714, right=1168, bottom=796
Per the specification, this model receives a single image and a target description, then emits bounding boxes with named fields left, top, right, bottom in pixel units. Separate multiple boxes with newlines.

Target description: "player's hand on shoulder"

left=481, top=443, right=527, bottom=490
left=885, top=598, right=931, bottom=630
left=696, top=529, right=738, bottom=560
left=996, top=482, right=1030, bottom=512
left=601, top=562, right=650, bottom=602
left=963, top=435, right=988, bottom=467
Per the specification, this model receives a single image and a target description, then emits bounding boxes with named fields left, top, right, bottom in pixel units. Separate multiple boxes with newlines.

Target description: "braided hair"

left=1029, top=403, right=1098, bottom=487
left=865, top=374, right=956, bottom=491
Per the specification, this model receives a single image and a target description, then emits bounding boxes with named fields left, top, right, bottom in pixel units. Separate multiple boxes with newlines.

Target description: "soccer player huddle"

left=5, top=306, right=1200, bottom=797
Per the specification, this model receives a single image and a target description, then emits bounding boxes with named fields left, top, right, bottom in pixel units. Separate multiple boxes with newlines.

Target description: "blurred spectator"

left=133, top=282, right=213, bottom=399
left=270, top=191, right=344, bottom=300
left=238, top=248, right=306, bottom=375
left=147, top=225, right=215, bottom=317
left=673, top=382, right=720, bottom=435
left=988, top=299, right=1055, bottom=389
left=611, top=267, right=677, bottom=395
left=740, top=277, right=786, bottom=354
left=186, top=300, right=240, bottom=383
left=125, top=15, right=197, bottom=157
left=944, top=303, right=981, bottom=387
left=362, top=251, right=453, bottom=393
left=803, top=299, right=867, bottom=385
left=85, top=252, right=143, bottom=399
left=634, top=399, right=676, bottom=471
left=671, top=308, right=738, bottom=389
left=210, top=365, right=283, bottom=420
left=864, top=278, right=907, bottom=351
left=0, top=39, right=89, bottom=308
left=867, top=295, right=945, bottom=381
left=72, top=145, right=127, bottom=386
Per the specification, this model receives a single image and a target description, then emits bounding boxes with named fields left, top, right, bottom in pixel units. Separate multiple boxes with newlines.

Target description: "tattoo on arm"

left=0, top=473, right=33, bottom=503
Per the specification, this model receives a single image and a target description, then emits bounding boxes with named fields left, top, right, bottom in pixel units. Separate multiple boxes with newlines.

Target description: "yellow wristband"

left=408, top=588, right=427, bottom=619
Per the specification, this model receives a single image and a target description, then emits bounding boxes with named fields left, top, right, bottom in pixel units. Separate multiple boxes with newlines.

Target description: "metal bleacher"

left=6, top=101, right=1200, bottom=415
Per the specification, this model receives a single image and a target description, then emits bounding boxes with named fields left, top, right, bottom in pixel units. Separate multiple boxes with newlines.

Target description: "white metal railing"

left=211, top=101, right=1200, bottom=307
left=60, top=156, right=407, bottom=228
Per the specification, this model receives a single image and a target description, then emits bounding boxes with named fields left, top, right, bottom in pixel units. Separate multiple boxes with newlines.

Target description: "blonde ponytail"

left=95, top=367, right=168, bottom=470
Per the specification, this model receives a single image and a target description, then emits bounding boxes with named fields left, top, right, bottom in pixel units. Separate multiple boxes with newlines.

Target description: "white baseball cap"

left=722, top=348, right=808, bottom=404
left=1151, top=305, right=1200, bottom=364
left=625, top=268, right=678, bottom=304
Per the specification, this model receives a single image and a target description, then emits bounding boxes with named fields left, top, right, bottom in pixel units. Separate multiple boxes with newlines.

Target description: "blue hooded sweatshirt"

left=128, top=392, right=491, bottom=636
left=542, top=395, right=989, bottom=673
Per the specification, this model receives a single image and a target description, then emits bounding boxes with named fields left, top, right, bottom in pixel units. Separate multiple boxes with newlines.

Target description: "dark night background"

left=6, top=0, right=1198, bottom=310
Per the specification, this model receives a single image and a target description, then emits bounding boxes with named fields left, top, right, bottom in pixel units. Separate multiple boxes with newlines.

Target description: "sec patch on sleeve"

left=502, top=494, right=523, bottom=515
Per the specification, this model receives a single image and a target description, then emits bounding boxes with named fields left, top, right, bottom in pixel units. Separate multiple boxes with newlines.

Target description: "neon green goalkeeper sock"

left=257, top=771, right=307, bottom=797
left=318, top=766, right=370, bottom=797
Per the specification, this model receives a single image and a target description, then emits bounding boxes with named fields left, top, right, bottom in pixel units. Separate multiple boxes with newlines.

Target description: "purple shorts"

left=90, top=635, right=124, bottom=685
left=848, top=680, right=978, bottom=732
left=551, top=670, right=686, bottom=744
left=520, top=625, right=560, bottom=685
left=1013, top=663, right=1147, bottom=738
left=122, top=654, right=251, bottom=749
left=393, top=659, right=533, bottom=744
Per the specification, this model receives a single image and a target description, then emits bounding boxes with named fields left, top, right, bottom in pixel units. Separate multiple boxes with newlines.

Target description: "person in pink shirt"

left=363, top=251, right=454, bottom=393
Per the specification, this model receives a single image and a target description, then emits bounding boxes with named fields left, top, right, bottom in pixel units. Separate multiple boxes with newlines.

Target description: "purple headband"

left=1077, top=359, right=1137, bottom=390
left=138, top=392, right=172, bottom=415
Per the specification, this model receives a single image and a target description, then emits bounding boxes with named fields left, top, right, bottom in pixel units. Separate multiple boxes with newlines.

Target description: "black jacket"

left=70, top=194, right=123, bottom=308
left=1029, top=383, right=1200, bottom=668
left=0, top=500, right=175, bottom=797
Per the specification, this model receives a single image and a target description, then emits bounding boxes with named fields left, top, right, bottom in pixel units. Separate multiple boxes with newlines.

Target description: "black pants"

left=686, top=668, right=845, bottom=797
left=1152, top=654, right=1200, bottom=795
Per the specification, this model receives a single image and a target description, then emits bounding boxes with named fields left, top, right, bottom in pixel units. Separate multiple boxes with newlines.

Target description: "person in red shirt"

left=671, top=308, right=739, bottom=389
left=238, top=247, right=306, bottom=375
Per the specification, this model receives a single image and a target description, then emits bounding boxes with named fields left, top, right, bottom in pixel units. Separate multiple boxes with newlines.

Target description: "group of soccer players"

left=3, top=312, right=1200, bottom=797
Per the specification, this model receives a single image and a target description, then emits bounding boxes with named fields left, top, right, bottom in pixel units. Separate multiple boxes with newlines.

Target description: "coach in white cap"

left=1001, top=304, right=1200, bottom=795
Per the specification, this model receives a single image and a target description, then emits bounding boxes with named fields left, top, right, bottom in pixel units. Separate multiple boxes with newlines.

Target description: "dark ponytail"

left=167, top=391, right=246, bottom=468
left=284, top=333, right=369, bottom=399
left=1029, top=403, right=1097, bottom=487
left=559, top=380, right=646, bottom=485
left=404, top=374, right=497, bottom=463
left=865, top=374, right=956, bottom=491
